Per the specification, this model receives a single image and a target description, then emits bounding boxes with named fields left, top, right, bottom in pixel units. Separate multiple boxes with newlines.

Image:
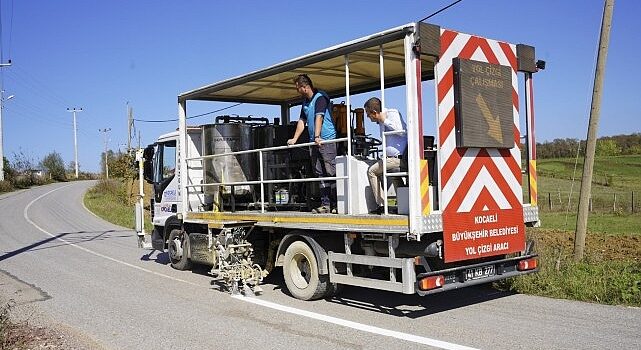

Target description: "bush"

left=0, top=180, right=13, bottom=193
left=40, top=151, right=67, bottom=181
left=0, top=300, right=28, bottom=349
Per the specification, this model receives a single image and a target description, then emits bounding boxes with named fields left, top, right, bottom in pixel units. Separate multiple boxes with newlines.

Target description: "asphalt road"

left=0, top=181, right=639, bottom=350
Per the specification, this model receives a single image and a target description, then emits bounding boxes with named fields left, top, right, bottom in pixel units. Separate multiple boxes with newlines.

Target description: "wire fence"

left=540, top=190, right=638, bottom=214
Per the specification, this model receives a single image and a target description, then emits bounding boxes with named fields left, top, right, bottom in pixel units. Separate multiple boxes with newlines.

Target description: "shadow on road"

left=140, top=251, right=170, bottom=265
left=133, top=256, right=514, bottom=317
left=324, top=283, right=515, bottom=318
left=262, top=267, right=513, bottom=318
left=0, top=229, right=130, bottom=262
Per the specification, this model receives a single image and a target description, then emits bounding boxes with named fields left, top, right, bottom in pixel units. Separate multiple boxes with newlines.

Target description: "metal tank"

left=202, top=123, right=257, bottom=198
left=256, top=121, right=318, bottom=206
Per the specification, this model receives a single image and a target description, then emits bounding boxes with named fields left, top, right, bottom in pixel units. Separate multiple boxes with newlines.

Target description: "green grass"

left=531, top=156, right=641, bottom=232
left=499, top=233, right=641, bottom=306
left=538, top=155, right=641, bottom=190
left=84, top=179, right=152, bottom=231
left=504, top=156, right=641, bottom=306
left=539, top=212, right=641, bottom=235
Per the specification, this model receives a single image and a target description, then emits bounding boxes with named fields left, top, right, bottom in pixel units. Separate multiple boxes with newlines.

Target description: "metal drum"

left=202, top=123, right=257, bottom=197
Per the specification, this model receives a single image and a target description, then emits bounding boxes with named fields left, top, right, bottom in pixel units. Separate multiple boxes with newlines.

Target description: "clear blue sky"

left=1, top=0, right=638, bottom=172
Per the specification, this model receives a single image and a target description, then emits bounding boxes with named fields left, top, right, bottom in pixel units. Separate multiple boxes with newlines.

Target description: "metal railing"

left=381, top=129, right=407, bottom=215
left=184, top=137, right=348, bottom=213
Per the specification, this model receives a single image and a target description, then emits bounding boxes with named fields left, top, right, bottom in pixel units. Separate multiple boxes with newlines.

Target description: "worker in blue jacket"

left=287, top=74, right=337, bottom=214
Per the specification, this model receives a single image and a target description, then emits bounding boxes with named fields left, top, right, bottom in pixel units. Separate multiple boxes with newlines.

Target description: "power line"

left=133, top=102, right=242, bottom=123
left=4, top=105, right=72, bottom=128
left=418, top=0, right=464, bottom=22
left=8, top=66, right=73, bottom=107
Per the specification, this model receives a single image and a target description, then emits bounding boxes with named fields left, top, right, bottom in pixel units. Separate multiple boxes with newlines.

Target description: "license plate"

left=465, top=265, right=495, bottom=281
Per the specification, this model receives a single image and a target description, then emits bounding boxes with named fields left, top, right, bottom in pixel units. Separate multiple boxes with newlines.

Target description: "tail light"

left=517, top=257, right=538, bottom=271
left=418, top=275, right=445, bottom=291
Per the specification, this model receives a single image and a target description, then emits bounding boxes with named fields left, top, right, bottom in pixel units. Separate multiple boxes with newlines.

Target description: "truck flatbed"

left=186, top=210, right=413, bottom=233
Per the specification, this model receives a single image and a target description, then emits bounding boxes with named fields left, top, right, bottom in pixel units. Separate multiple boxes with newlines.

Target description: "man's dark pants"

left=310, top=143, right=336, bottom=208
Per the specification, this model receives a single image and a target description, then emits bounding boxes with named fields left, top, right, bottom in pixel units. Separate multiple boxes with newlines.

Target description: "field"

left=499, top=155, right=641, bottom=306
left=535, top=155, right=640, bottom=215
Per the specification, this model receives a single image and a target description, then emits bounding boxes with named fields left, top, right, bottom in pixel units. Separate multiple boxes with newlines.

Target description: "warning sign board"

left=453, top=58, right=514, bottom=149
left=436, top=30, right=526, bottom=263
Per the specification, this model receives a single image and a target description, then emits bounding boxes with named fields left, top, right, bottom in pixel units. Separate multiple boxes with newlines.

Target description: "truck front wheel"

left=168, top=229, right=192, bottom=270
left=283, top=241, right=330, bottom=300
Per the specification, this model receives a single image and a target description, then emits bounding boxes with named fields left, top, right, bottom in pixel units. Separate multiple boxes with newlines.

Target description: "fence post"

left=632, top=191, right=635, bottom=213
left=613, top=193, right=617, bottom=212
left=548, top=192, right=552, bottom=210
left=589, top=195, right=592, bottom=212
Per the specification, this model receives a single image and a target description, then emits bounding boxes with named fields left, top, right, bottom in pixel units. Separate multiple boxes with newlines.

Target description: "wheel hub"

left=290, top=253, right=311, bottom=289
left=169, top=237, right=183, bottom=260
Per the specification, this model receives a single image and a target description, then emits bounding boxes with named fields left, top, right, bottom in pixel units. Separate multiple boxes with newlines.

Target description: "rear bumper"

left=416, top=254, right=539, bottom=296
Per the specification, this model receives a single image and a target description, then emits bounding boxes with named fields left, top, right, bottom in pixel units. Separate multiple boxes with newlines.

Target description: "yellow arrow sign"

left=476, top=93, right=503, bottom=144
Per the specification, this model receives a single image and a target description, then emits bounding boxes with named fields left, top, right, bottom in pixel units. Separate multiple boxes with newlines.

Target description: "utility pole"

left=67, top=108, right=83, bottom=178
left=99, top=128, right=111, bottom=179
left=575, top=0, right=614, bottom=261
left=0, top=60, right=12, bottom=181
left=127, top=102, right=133, bottom=152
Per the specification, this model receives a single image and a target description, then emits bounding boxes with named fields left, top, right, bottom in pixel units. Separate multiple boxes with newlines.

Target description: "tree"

left=40, top=151, right=67, bottom=181
left=595, top=139, right=621, bottom=157
left=101, top=150, right=135, bottom=179
left=67, top=160, right=78, bottom=175
left=11, top=150, right=37, bottom=187
left=2, top=157, right=15, bottom=182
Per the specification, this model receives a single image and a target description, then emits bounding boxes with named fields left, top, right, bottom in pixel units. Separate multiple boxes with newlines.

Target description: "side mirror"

left=143, top=145, right=154, bottom=183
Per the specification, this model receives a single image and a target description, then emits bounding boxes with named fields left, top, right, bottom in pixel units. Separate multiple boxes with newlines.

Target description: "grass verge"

left=84, top=179, right=152, bottom=232
left=498, top=229, right=641, bottom=306
left=539, top=211, right=641, bottom=235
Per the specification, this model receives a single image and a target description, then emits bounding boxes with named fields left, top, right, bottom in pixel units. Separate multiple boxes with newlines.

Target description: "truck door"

left=152, top=139, right=179, bottom=226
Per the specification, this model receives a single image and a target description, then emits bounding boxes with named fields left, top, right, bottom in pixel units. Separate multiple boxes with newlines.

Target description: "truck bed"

left=185, top=210, right=411, bottom=233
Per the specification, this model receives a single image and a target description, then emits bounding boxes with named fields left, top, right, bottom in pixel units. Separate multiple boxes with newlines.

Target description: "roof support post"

left=179, top=99, right=188, bottom=219
left=345, top=54, right=352, bottom=215
left=379, top=45, right=386, bottom=108
left=403, top=30, right=423, bottom=240
left=281, top=103, right=290, bottom=125
left=524, top=73, right=537, bottom=207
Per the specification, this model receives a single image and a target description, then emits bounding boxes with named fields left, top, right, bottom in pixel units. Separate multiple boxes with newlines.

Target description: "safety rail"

left=381, top=129, right=407, bottom=215
left=184, top=137, right=348, bottom=213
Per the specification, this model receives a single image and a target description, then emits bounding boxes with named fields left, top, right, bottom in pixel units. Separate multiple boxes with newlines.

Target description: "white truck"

left=137, top=22, right=543, bottom=300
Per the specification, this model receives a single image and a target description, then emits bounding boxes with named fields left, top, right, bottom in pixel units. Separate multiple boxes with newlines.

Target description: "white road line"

left=23, top=184, right=202, bottom=288
left=24, top=184, right=479, bottom=350
left=232, top=295, right=478, bottom=350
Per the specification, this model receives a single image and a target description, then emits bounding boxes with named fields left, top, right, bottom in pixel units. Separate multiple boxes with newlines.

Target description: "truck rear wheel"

left=168, top=229, right=192, bottom=270
left=283, top=241, right=331, bottom=300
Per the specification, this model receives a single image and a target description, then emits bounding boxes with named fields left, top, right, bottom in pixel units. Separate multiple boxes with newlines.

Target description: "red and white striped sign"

left=436, top=29, right=525, bottom=263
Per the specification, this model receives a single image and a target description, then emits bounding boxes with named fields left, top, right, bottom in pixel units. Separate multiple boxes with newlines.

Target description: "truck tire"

left=283, top=241, right=330, bottom=300
left=168, top=229, right=192, bottom=271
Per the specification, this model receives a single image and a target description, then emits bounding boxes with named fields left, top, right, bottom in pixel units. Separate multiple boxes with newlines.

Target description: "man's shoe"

left=369, top=206, right=384, bottom=215
left=312, top=205, right=330, bottom=214
left=330, top=208, right=337, bottom=214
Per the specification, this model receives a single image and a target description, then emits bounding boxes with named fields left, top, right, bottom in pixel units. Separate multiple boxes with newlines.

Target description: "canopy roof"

left=179, top=23, right=436, bottom=106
